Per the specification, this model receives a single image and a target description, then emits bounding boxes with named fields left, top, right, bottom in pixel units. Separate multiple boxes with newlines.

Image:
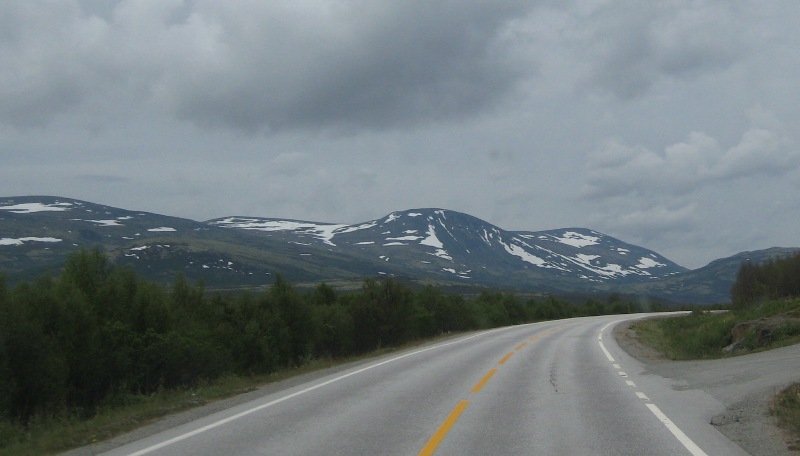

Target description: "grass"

left=0, top=374, right=272, bottom=456
left=772, top=383, right=800, bottom=451
left=0, top=333, right=466, bottom=456
left=631, top=299, right=800, bottom=360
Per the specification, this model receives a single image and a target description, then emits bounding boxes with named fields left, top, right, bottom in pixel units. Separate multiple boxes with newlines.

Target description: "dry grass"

left=772, top=383, right=800, bottom=451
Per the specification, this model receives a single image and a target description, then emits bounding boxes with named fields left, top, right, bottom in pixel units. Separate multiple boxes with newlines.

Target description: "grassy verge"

left=772, top=383, right=800, bottom=451
left=0, top=373, right=288, bottom=456
left=0, top=333, right=466, bottom=456
left=631, top=299, right=800, bottom=360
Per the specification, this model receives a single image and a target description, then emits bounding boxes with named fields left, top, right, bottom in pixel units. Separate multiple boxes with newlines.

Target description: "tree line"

left=730, top=251, right=800, bottom=308
left=0, top=249, right=645, bottom=426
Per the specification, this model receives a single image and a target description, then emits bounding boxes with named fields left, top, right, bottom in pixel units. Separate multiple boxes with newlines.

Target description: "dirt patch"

left=613, top=317, right=669, bottom=363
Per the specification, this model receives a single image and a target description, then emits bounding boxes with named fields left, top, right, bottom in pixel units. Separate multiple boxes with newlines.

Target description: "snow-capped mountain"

left=5, top=195, right=789, bottom=304
left=208, top=208, right=685, bottom=286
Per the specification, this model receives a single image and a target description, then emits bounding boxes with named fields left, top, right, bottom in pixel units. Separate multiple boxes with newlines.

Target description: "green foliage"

left=731, top=252, right=800, bottom=308
left=635, top=299, right=800, bottom=360
left=772, top=383, right=800, bottom=439
left=0, top=248, right=650, bottom=450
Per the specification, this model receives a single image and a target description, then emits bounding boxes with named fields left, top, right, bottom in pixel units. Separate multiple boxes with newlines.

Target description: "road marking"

left=471, top=368, right=497, bottom=393
left=418, top=400, right=470, bottom=456
left=646, top=403, right=709, bottom=456
left=123, top=330, right=499, bottom=456
left=598, top=340, right=615, bottom=362
left=498, top=352, right=514, bottom=365
left=597, top=320, right=709, bottom=456
left=613, top=363, right=621, bottom=369
left=514, top=342, right=527, bottom=351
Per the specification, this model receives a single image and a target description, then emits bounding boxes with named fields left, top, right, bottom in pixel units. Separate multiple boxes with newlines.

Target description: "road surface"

left=86, top=314, right=782, bottom=455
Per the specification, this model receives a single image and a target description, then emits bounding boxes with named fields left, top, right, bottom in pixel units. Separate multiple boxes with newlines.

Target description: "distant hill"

left=1, top=196, right=796, bottom=304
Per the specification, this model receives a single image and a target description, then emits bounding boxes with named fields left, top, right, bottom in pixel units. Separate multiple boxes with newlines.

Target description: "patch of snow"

left=0, top=202, right=73, bottom=213
left=426, top=250, right=453, bottom=261
left=383, top=242, right=406, bottom=246
left=385, top=212, right=400, bottom=223
left=88, top=219, right=123, bottom=227
left=480, top=229, right=493, bottom=246
left=386, top=235, right=423, bottom=242
left=503, top=242, right=548, bottom=267
left=442, top=267, right=471, bottom=279
left=117, top=216, right=134, bottom=220
left=571, top=254, right=628, bottom=277
left=408, top=212, right=422, bottom=217
left=636, top=257, right=665, bottom=269
left=0, top=237, right=62, bottom=246
left=420, top=224, right=452, bottom=261
left=336, top=220, right=378, bottom=234
left=420, top=224, right=443, bottom=249
left=130, top=245, right=149, bottom=251
left=617, top=248, right=629, bottom=255
left=355, top=241, right=374, bottom=245
left=148, top=227, right=176, bottom=232
left=212, top=217, right=348, bottom=246
left=556, top=231, right=600, bottom=248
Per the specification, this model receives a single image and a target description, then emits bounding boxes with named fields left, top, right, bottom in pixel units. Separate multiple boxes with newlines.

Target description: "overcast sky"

left=2, top=0, right=799, bottom=269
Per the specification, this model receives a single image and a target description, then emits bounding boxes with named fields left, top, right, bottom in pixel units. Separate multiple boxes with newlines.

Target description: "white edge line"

left=598, top=340, right=615, bottom=362
left=125, top=329, right=502, bottom=456
left=598, top=317, right=708, bottom=456
left=646, top=403, right=709, bottom=456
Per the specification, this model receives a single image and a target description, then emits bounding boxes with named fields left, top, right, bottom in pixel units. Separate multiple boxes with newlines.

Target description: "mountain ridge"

left=1, top=196, right=796, bottom=304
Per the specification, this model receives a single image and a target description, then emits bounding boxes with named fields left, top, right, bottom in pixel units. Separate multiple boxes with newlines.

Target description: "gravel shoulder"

left=614, top=319, right=800, bottom=456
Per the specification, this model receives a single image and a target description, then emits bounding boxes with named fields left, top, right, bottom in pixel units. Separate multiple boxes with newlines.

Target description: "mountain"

left=207, top=209, right=686, bottom=290
left=1, top=196, right=795, bottom=304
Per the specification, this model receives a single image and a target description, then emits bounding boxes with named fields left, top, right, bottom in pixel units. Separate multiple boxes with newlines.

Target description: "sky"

left=2, top=0, right=799, bottom=269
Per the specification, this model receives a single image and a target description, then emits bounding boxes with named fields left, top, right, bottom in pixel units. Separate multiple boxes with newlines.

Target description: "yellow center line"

left=498, top=352, right=514, bottom=365
left=514, top=342, right=527, bottom=351
left=417, top=400, right=470, bottom=456
left=470, top=368, right=497, bottom=393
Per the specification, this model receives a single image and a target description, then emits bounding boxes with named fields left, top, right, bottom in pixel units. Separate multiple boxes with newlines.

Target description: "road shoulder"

left=614, top=319, right=799, bottom=456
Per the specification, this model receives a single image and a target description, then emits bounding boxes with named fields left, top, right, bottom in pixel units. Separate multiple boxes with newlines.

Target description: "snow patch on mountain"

left=0, top=237, right=62, bottom=246
left=420, top=224, right=452, bottom=261
left=86, top=219, right=124, bottom=227
left=636, top=257, right=665, bottom=269
left=503, top=242, right=548, bottom=267
left=0, top=202, right=73, bottom=213
left=554, top=231, right=600, bottom=248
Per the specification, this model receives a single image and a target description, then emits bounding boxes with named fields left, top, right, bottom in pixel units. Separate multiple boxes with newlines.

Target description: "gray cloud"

left=569, top=0, right=747, bottom=99
left=583, top=116, right=800, bottom=200
left=0, top=1, right=537, bottom=132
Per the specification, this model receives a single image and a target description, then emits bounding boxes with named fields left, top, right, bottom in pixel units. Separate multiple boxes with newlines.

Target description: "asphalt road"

left=93, top=314, right=770, bottom=455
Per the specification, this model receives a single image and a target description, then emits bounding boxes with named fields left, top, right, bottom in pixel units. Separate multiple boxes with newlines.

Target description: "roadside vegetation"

left=631, top=252, right=800, bottom=442
left=773, top=383, right=800, bottom=451
left=0, top=249, right=649, bottom=455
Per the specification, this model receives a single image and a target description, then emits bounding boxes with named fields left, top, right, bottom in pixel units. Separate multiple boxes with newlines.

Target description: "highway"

left=98, top=314, right=753, bottom=455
